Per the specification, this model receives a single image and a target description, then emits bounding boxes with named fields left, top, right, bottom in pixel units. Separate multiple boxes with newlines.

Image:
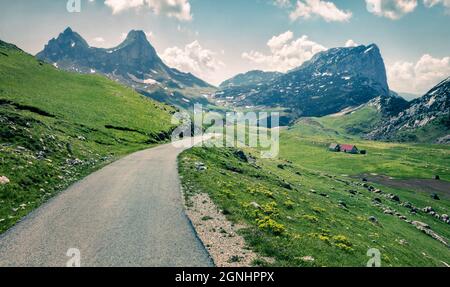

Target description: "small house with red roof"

left=340, top=144, right=359, bottom=154
left=328, top=143, right=360, bottom=154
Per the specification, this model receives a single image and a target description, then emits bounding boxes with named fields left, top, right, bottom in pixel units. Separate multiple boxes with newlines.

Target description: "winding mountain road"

left=0, top=137, right=213, bottom=267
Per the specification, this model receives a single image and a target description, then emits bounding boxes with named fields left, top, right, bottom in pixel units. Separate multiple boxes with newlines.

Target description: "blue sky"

left=0, top=0, right=449, bottom=94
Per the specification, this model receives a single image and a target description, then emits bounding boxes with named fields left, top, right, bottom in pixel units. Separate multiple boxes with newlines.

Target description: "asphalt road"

left=0, top=137, right=214, bottom=267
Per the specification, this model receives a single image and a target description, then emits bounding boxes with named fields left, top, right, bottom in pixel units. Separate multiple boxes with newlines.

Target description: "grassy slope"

left=0, top=41, right=174, bottom=233
left=179, top=111, right=450, bottom=267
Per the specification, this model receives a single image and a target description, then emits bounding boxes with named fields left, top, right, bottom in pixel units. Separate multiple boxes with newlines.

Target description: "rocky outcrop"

left=367, top=77, right=450, bottom=142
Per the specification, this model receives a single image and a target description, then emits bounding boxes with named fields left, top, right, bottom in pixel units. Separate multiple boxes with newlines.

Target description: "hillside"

left=368, top=77, right=450, bottom=143
left=36, top=28, right=216, bottom=109
left=0, top=40, right=175, bottom=233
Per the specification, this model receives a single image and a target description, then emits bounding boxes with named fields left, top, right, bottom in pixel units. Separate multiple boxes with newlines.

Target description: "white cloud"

left=104, top=0, right=192, bottom=21
left=93, top=37, right=105, bottom=43
left=365, top=0, right=418, bottom=19
left=289, top=0, right=352, bottom=22
left=388, top=54, right=450, bottom=94
left=345, top=39, right=359, bottom=47
left=242, top=31, right=327, bottom=72
left=161, top=41, right=224, bottom=84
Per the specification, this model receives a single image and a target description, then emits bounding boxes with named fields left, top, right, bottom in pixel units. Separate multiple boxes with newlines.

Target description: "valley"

left=0, top=24, right=448, bottom=268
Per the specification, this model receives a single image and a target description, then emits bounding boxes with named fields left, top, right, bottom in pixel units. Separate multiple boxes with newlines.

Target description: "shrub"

left=302, top=214, right=319, bottom=223
left=256, top=216, right=286, bottom=235
left=261, top=201, right=279, bottom=216
left=312, top=207, right=325, bottom=213
left=284, top=200, right=295, bottom=209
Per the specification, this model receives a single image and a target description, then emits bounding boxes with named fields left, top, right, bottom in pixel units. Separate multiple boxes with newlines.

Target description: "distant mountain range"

left=215, top=44, right=390, bottom=119
left=36, top=28, right=215, bottom=108
left=35, top=29, right=449, bottom=143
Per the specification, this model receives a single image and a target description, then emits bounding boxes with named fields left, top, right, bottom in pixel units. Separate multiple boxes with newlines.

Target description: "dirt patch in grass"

left=184, top=193, right=262, bottom=267
left=360, top=174, right=450, bottom=199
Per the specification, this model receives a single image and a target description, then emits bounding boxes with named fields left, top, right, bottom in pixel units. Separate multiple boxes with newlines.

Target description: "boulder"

left=0, top=176, right=10, bottom=185
left=383, top=209, right=394, bottom=215
left=430, top=193, right=440, bottom=200
left=373, top=198, right=382, bottom=204
left=234, top=150, right=249, bottom=162
left=249, top=202, right=262, bottom=210
left=194, top=162, right=207, bottom=171
left=403, top=202, right=412, bottom=209
left=423, top=206, right=434, bottom=213
left=369, top=216, right=378, bottom=223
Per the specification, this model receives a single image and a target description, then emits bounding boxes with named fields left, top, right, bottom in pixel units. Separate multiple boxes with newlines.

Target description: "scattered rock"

left=77, top=135, right=86, bottom=141
left=412, top=221, right=448, bottom=247
left=368, top=216, right=378, bottom=223
left=66, top=158, right=83, bottom=166
left=300, top=256, right=315, bottom=263
left=423, top=206, right=434, bottom=213
left=194, top=162, right=207, bottom=171
left=234, top=150, right=249, bottom=162
left=0, top=176, right=10, bottom=185
left=373, top=198, right=382, bottom=204
left=412, top=221, right=430, bottom=229
left=383, top=209, right=394, bottom=215
left=390, top=194, right=400, bottom=202
left=403, top=202, right=412, bottom=209
left=249, top=202, right=262, bottom=210
left=338, top=201, right=347, bottom=208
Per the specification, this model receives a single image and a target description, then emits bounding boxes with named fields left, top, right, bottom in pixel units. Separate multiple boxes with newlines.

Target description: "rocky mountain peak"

left=36, top=28, right=212, bottom=95
left=125, top=30, right=148, bottom=42
left=295, top=43, right=389, bottom=95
